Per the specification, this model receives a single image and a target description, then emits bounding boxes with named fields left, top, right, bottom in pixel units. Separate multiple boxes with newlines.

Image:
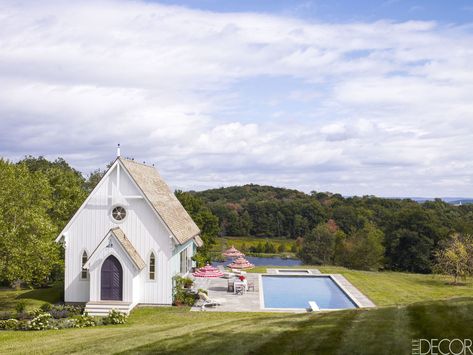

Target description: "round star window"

left=111, top=206, right=127, bottom=221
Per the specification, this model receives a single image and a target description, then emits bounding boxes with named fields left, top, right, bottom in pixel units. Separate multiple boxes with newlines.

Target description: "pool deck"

left=191, top=270, right=375, bottom=312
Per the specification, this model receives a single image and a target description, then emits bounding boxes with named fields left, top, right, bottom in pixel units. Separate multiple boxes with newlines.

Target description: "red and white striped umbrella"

left=193, top=264, right=224, bottom=278
left=227, top=256, right=254, bottom=269
left=222, top=245, right=245, bottom=258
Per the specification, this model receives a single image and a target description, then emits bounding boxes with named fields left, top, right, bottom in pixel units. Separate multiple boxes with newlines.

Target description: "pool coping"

left=258, top=272, right=372, bottom=312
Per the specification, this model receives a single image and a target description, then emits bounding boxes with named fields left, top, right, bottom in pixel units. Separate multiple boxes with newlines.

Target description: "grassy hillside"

left=0, top=284, right=62, bottom=312
left=1, top=298, right=472, bottom=354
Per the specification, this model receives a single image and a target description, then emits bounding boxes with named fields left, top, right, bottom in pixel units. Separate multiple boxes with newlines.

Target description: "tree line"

left=1, top=156, right=472, bottom=286
left=191, top=184, right=473, bottom=273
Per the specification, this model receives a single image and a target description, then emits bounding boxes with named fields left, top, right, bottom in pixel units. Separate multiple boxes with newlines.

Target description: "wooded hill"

left=1, top=155, right=472, bottom=285
left=191, top=184, right=473, bottom=273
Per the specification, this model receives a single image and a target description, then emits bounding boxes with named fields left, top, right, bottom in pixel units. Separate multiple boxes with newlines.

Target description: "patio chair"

left=235, top=284, right=245, bottom=295
left=247, top=281, right=255, bottom=292
left=227, top=279, right=235, bottom=292
left=198, top=292, right=222, bottom=311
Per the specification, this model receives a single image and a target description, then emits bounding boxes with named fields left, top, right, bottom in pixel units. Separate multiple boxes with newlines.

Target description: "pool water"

left=261, top=276, right=357, bottom=310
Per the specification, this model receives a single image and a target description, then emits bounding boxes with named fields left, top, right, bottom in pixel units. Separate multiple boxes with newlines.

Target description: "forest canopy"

left=191, top=184, right=473, bottom=273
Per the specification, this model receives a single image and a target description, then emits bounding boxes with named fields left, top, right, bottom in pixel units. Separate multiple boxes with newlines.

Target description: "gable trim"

left=84, top=228, right=145, bottom=271
left=54, top=158, right=120, bottom=242
left=55, top=158, right=179, bottom=245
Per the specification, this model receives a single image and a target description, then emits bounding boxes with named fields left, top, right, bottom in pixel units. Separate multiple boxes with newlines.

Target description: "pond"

left=212, top=256, right=302, bottom=268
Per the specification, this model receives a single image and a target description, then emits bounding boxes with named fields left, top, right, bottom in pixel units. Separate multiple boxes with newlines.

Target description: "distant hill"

left=193, top=184, right=473, bottom=205
left=406, top=197, right=473, bottom=205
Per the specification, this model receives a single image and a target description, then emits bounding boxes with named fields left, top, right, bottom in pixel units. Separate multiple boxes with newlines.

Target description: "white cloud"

left=0, top=0, right=472, bottom=197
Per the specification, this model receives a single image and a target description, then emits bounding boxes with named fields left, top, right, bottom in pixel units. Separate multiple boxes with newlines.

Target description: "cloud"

left=0, top=0, right=472, bottom=197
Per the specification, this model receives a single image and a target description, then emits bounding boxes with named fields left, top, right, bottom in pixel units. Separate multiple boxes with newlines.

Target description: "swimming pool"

left=261, top=275, right=358, bottom=310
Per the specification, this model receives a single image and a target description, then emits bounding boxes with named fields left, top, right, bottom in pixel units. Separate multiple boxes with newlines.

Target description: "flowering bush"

left=40, top=303, right=52, bottom=312
left=0, top=304, right=128, bottom=331
left=28, top=313, right=52, bottom=330
left=49, top=318, right=78, bottom=329
left=73, top=313, right=96, bottom=328
left=104, top=310, right=128, bottom=325
left=49, top=305, right=84, bottom=319
left=0, top=319, right=19, bottom=330
left=0, top=311, right=14, bottom=320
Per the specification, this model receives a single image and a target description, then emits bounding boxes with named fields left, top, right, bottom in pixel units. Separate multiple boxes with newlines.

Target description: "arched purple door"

left=101, top=255, right=123, bottom=301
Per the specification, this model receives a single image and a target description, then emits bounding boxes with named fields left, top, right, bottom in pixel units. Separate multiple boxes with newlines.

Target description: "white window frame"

left=149, top=251, right=156, bottom=281
left=80, top=250, right=89, bottom=280
left=180, top=248, right=188, bottom=274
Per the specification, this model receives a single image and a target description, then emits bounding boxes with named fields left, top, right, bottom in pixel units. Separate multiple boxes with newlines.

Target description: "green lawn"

left=1, top=269, right=472, bottom=354
left=0, top=298, right=472, bottom=354
left=0, top=284, right=62, bottom=312
left=248, top=265, right=473, bottom=306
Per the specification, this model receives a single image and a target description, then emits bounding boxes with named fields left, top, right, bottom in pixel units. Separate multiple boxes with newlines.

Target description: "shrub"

left=278, top=243, right=286, bottom=253
left=49, top=318, right=81, bottom=329
left=0, top=319, right=19, bottom=330
left=197, top=288, right=208, bottom=295
left=104, top=310, right=128, bottom=325
left=40, top=303, right=52, bottom=312
left=49, top=304, right=84, bottom=319
left=15, top=301, right=27, bottom=314
left=0, top=311, right=14, bottom=320
left=173, top=276, right=197, bottom=306
left=73, top=313, right=96, bottom=328
left=27, top=313, right=52, bottom=331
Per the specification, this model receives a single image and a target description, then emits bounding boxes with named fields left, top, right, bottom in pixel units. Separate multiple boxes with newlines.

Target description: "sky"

left=0, top=0, right=472, bottom=197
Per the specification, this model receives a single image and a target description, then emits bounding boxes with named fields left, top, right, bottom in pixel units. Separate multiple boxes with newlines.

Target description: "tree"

left=298, top=223, right=341, bottom=265
left=0, top=160, right=61, bottom=286
left=338, top=223, right=385, bottom=271
left=175, top=190, right=219, bottom=266
left=19, top=156, right=87, bottom=230
left=278, top=243, right=286, bottom=253
left=264, top=241, right=276, bottom=254
left=83, top=168, right=106, bottom=193
left=434, top=234, right=473, bottom=284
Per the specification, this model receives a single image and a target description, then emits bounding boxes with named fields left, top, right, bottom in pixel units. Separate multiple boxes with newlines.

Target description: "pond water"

left=212, top=256, right=302, bottom=268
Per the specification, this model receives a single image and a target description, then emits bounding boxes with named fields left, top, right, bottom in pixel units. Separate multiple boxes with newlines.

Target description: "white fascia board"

left=54, top=158, right=120, bottom=242
left=83, top=230, right=140, bottom=270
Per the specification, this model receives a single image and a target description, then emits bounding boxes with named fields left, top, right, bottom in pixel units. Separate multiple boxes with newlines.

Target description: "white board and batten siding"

left=61, top=158, right=199, bottom=307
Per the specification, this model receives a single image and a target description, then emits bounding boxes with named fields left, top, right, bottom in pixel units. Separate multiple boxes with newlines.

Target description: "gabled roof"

left=119, top=158, right=201, bottom=245
left=85, top=227, right=145, bottom=270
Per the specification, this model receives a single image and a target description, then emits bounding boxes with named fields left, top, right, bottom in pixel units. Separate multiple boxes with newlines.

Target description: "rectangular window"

left=81, top=251, right=88, bottom=280
left=149, top=253, right=156, bottom=280
left=180, top=248, right=188, bottom=274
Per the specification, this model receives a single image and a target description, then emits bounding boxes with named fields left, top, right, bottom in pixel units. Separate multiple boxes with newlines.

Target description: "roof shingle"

left=120, top=158, right=201, bottom=245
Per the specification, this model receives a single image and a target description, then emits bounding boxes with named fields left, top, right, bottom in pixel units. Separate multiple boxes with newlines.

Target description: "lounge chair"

left=223, top=271, right=236, bottom=279
left=198, top=292, right=222, bottom=311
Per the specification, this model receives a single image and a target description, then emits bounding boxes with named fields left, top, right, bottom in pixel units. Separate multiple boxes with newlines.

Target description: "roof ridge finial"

left=117, top=143, right=121, bottom=158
